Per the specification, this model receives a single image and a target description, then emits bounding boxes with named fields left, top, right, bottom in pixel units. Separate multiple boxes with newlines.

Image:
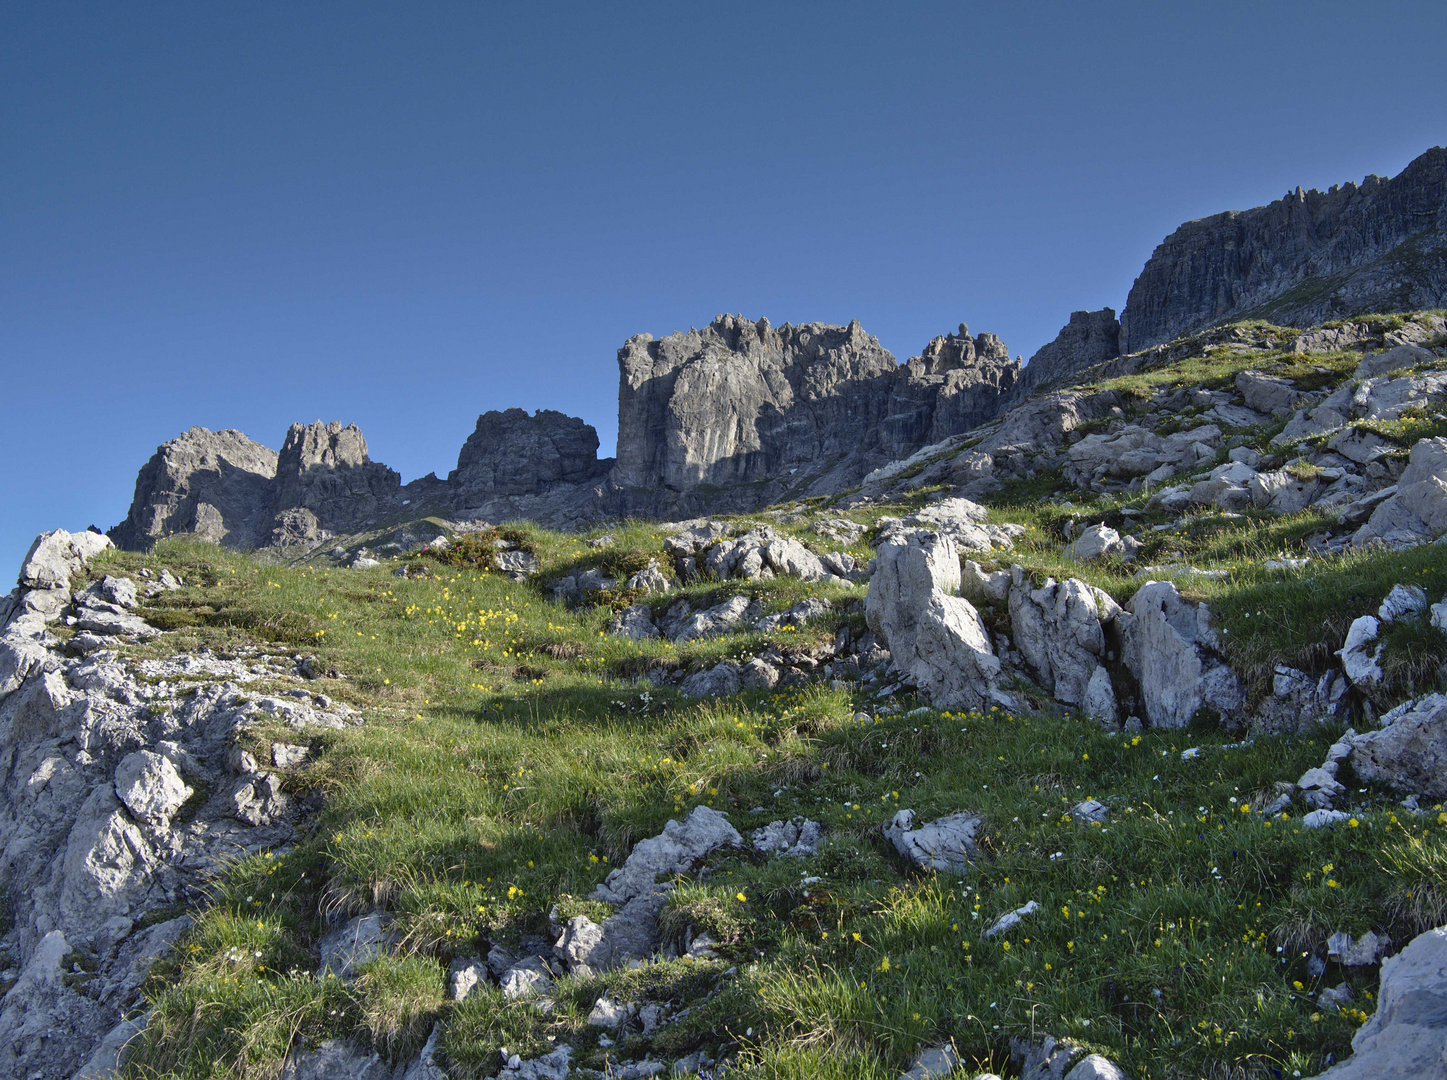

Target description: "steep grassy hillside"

left=82, top=489, right=1447, bottom=1078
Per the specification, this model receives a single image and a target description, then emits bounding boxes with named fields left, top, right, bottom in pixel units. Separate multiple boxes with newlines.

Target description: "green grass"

left=82, top=511, right=1447, bottom=1080
left=82, top=314, right=1447, bottom=1078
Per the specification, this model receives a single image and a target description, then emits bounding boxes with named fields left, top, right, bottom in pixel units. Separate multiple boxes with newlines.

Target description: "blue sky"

left=2, top=1, right=1445, bottom=570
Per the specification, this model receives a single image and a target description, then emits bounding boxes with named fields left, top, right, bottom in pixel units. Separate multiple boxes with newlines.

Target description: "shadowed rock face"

left=613, top=314, right=1023, bottom=496
left=451, top=408, right=608, bottom=498
left=883, top=325, right=1021, bottom=458
left=272, top=421, right=400, bottom=534
left=1020, top=309, right=1120, bottom=393
left=109, top=427, right=279, bottom=551
left=613, top=314, right=900, bottom=490
left=1121, top=146, right=1447, bottom=353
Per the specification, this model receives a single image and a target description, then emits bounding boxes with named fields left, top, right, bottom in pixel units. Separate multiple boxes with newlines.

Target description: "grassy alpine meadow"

left=87, top=498, right=1447, bottom=1079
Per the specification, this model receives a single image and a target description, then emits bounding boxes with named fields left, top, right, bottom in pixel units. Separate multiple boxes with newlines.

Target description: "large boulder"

left=19, top=530, right=113, bottom=592
left=1120, top=581, right=1242, bottom=728
left=1350, top=694, right=1447, bottom=799
left=1008, top=569, right=1120, bottom=716
left=909, top=594, right=1005, bottom=711
left=1309, top=924, right=1447, bottom=1080
left=864, top=531, right=961, bottom=663
left=1355, top=437, right=1447, bottom=548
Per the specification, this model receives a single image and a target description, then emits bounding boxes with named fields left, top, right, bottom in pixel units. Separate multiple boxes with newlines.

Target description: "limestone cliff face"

left=613, top=315, right=900, bottom=490
left=1120, top=147, right=1447, bottom=352
left=883, top=326, right=1020, bottom=458
left=271, top=421, right=400, bottom=536
left=451, top=408, right=609, bottom=498
left=108, top=427, right=279, bottom=551
left=1019, top=309, right=1120, bottom=394
left=613, top=314, right=1022, bottom=496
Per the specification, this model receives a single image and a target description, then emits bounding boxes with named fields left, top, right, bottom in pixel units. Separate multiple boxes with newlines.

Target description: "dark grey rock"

left=1121, top=147, right=1447, bottom=352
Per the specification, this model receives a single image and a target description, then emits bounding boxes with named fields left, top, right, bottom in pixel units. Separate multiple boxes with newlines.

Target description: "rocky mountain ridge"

left=109, top=148, right=1447, bottom=560
left=1120, top=146, right=1447, bottom=352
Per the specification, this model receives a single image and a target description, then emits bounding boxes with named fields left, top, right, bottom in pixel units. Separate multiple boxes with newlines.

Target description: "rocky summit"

left=8, top=149, right=1447, bottom=1080
left=1120, top=146, right=1447, bottom=352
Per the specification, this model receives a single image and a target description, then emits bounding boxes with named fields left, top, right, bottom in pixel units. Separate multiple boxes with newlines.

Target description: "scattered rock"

left=499, top=956, right=554, bottom=1001
left=1327, top=930, right=1391, bottom=967
left=884, top=809, right=981, bottom=873
left=575, top=807, right=743, bottom=970
left=317, top=911, right=396, bottom=980
left=864, top=531, right=961, bottom=665
left=1351, top=693, right=1447, bottom=798
left=1309, top=924, right=1447, bottom=1079
left=754, top=597, right=832, bottom=633
left=751, top=818, right=821, bottom=857
left=679, top=662, right=743, bottom=699
left=499, top=1044, right=572, bottom=1080
left=984, top=900, right=1039, bottom=939
left=1339, top=616, right=1384, bottom=688
left=908, top=592, right=1007, bottom=711
left=900, top=1043, right=961, bottom=1079
left=1379, top=583, right=1429, bottom=623
left=448, top=956, right=487, bottom=1001
left=588, top=995, right=637, bottom=1029
left=609, top=603, right=660, bottom=641
left=1065, top=1055, right=1131, bottom=1080
left=1063, top=524, right=1123, bottom=561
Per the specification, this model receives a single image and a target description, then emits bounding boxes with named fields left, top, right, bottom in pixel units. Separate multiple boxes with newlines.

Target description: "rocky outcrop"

left=109, top=426, right=279, bottom=550
left=865, top=530, right=1006, bottom=711
left=1120, top=581, right=1242, bottom=729
left=0, top=530, right=357, bottom=1078
left=613, top=314, right=899, bottom=492
left=271, top=421, right=401, bottom=537
left=1019, top=309, right=1121, bottom=393
left=450, top=408, right=610, bottom=500
left=1121, top=146, right=1447, bottom=352
left=881, top=324, right=1021, bottom=458
left=612, top=314, right=1022, bottom=501
left=1310, top=923, right=1447, bottom=1080
left=1353, top=436, right=1447, bottom=548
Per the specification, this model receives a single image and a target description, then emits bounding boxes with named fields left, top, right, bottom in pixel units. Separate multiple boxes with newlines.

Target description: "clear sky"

left=2, top=1, right=1445, bottom=571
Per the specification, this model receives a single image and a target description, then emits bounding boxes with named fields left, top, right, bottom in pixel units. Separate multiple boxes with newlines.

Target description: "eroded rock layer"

left=1121, top=146, right=1447, bottom=352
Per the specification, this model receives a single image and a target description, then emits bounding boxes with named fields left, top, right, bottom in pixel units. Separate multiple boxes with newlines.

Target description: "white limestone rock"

left=908, top=594, right=1006, bottom=712
left=1354, top=437, right=1447, bottom=548
left=1309, top=924, right=1447, bottom=1079
left=884, top=809, right=981, bottom=873
left=317, top=911, right=396, bottom=980
left=1063, top=524, right=1123, bottom=562
left=19, top=529, right=113, bottom=592
left=864, top=530, right=961, bottom=664
left=609, top=603, right=660, bottom=640
left=1379, top=584, right=1429, bottom=623
left=1339, top=616, right=1384, bottom=688
left=751, top=818, right=821, bottom=857
left=678, top=662, right=742, bottom=699
left=1351, top=693, right=1447, bottom=799
left=1121, top=581, right=1241, bottom=728
left=113, top=750, right=192, bottom=824
left=1007, top=569, right=1118, bottom=708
